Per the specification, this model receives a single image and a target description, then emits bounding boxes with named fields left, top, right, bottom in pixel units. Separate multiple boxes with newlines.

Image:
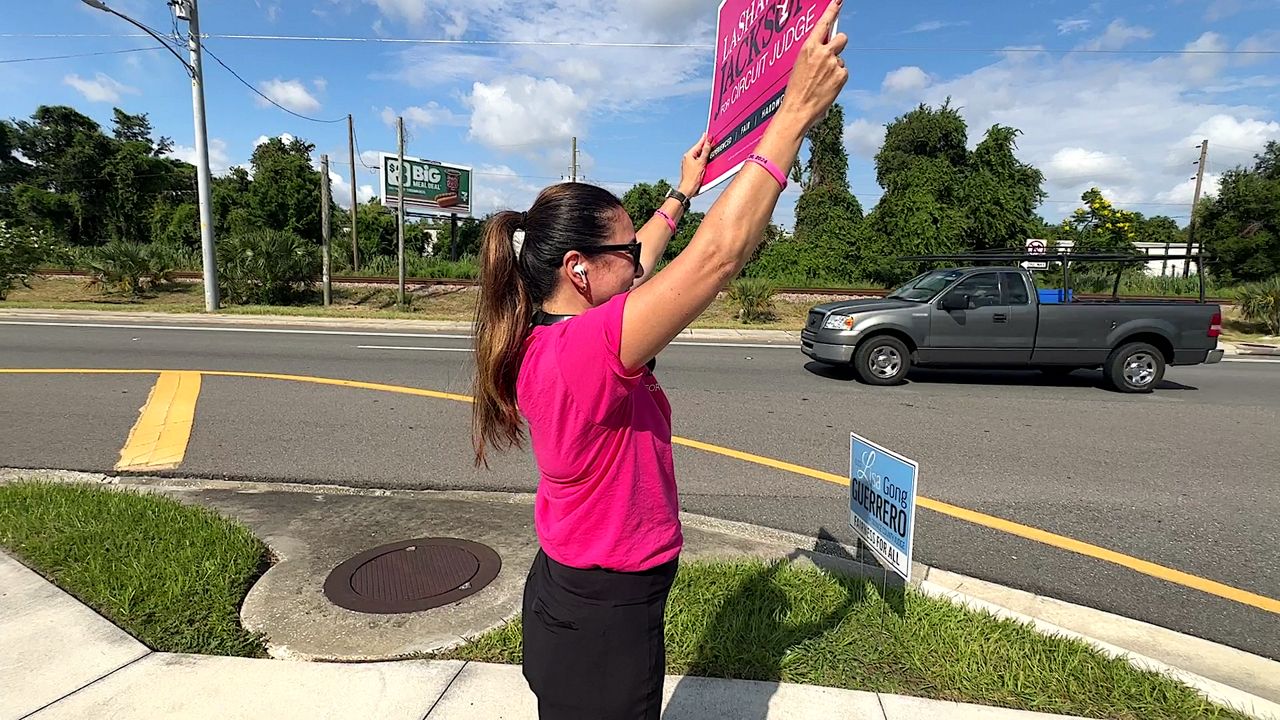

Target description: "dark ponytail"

left=471, top=183, right=624, bottom=466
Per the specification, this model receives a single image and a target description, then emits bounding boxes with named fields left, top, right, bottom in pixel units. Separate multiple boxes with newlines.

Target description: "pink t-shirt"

left=516, top=291, right=682, bottom=572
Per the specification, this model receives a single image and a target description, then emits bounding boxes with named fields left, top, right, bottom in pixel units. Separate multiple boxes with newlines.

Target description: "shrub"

left=337, top=253, right=479, bottom=281
left=0, top=221, right=55, bottom=300
left=1236, top=276, right=1280, bottom=335
left=727, top=277, right=777, bottom=324
left=217, top=229, right=319, bottom=305
left=85, top=240, right=178, bottom=297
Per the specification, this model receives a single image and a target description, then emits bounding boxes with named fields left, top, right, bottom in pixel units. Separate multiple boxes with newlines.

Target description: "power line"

left=6, top=32, right=1279, bottom=55
left=199, top=43, right=348, bottom=124
left=351, top=129, right=380, bottom=170
left=0, top=47, right=162, bottom=65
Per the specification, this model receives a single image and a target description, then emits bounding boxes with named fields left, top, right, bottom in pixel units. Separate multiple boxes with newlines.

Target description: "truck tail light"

left=1209, top=312, right=1222, bottom=338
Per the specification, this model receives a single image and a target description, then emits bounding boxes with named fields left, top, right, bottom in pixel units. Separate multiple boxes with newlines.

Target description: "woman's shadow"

left=662, top=529, right=901, bottom=719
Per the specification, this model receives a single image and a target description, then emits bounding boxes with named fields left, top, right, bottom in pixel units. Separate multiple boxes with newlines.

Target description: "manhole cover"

left=323, top=538, right=501, bottom=614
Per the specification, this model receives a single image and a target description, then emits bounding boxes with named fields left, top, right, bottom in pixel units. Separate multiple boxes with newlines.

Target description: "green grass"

left=0, top=277, right=820, bottom=329
left=440, top=560, right=1249, bottom=720
left=0, top=481, right=269, bottom=657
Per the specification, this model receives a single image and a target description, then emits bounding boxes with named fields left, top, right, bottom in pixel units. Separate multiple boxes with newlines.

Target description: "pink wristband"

left=654, top=209, right=677, bottom=233
left=746, top=153, right=788, bottom=190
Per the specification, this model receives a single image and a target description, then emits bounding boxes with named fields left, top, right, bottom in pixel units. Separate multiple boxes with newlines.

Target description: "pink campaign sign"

left=702, top=0, right=837, bottom=192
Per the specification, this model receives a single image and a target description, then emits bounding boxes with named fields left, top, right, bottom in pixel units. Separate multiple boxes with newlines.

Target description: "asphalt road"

left=1, top=313, right=1277, bottom=659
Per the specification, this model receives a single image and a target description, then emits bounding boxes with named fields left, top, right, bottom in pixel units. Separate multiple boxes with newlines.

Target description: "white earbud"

left=573, top=264, right=587, bottom=282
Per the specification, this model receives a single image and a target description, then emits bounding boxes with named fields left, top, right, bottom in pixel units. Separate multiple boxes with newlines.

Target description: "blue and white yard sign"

left=849, top=433, right=918, bottom=582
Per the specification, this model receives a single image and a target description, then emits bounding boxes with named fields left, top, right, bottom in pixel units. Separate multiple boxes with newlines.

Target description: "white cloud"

left=254, top=132, right=296, bottom=148
left=256, top=79, right=321, bottom=114
left=166, top=138, right=232, bottom=176
left=1179, top=32, right=1230, bottom=83
left=905, top=20, right=970, bottom=33
left=470, top=163, right=544, bottom=214
left=381, top=102, right=466, bottom=129
left=847, top=41, right=1280, bottom=220
left=442, top=9, right=468, bottom=38
left=882, top=66, right=931, bottom=94
left=377, top=50, right=504, bottom=89
left=1155, top=173, right=1224, bottom=204
left=1046, top=148, right=1135, bottom=184
left=366, top=0, right=426, bottom=25
left=1176, top=115, right=1280, bottom=166
left=467, top=75, right=586, bottom=151
left=63, top=72, right=138, bottom=103
left=1056, top=18, right=1092, bottom=34
left=327, top=167, right=376, bottom=208
left=1234, top=30, right=1280, bottom=69
left=1081, top=20, right=1154, bottom=51
left=844, top=118, right=886, bottom=159
left=379, top=1, right=712, bottom=154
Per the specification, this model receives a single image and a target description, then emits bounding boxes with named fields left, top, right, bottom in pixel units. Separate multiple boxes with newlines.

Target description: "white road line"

left=0, top=320, right=470, bottom=340
left=358, top=345, right=473, bottom=352
left=0, top=319, right=799, bottom=349
left=671, top=341, right=797, bottom=349
left=6, top=320, right=1276, bottom=360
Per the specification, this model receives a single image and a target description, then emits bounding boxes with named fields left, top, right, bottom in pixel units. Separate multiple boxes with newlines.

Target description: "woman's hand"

left=776, top=0, right=849, bottom=134
left=677, top=133, right=710, bottom=198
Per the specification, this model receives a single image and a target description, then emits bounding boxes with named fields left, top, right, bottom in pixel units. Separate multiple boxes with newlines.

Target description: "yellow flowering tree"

left=1059, top=187, right=1140, bottom=253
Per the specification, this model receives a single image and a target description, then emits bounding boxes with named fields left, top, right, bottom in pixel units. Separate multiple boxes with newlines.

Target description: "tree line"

left=2, top=102, right=1277, bottom=291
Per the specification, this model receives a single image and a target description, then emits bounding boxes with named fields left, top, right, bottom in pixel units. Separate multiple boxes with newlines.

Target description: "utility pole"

left=569, top=136, right=579, bottom=182
left=82, top=0, right=219, bottom=310
left=180, top=0, right=219, bottom=311
left=320, top=154, right=332, bottom=306
left=1184, top=139, right=1209, bottom=278
left=348, top=114, right=359, bottom=272
left=397, top=116, right=407, bottom=308
left=449, top=213, right=459, bottom=262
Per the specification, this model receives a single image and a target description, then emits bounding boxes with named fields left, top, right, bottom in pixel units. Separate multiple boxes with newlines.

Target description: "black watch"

left=665, top=188, right=691, bottom=213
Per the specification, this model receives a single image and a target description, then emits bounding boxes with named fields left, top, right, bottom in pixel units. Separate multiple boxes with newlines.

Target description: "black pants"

left=522, top=550, right=678, bottom=720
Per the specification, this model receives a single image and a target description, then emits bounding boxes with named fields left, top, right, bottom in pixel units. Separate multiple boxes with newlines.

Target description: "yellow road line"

left=673, top=436, right=1280, bottom=615
left=3, top=367, right=1278, bottom=615
left=199, top=370, right=474, bottom=404
left=115, top=371, right=201, bottom=471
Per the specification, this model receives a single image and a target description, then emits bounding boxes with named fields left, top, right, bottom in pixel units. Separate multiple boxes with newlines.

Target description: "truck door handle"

left=993, top=314, right=1008, bottom=323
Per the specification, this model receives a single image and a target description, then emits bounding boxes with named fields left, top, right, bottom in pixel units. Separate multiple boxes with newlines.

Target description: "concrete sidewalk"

left=2, top=551, right=1089, bottom=720
left=3, top=475, right=1280, bottom=720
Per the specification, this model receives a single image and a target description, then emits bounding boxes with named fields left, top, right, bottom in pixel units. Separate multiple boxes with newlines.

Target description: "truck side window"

left=945, top=273, right=1001, bottom=309
left=1002, top=272, right=1030, bottom=305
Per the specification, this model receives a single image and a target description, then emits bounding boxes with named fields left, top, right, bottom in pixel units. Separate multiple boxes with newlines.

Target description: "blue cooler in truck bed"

left=1038, top=288, right=1074, bottom=304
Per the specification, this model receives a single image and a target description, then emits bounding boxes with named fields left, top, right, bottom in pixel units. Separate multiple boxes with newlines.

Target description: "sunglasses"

left=579, top=239, right=643, bottom=277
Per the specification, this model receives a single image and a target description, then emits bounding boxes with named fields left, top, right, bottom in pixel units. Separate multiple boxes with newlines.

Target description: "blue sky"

left=2, top=0, right=1278, bottom=229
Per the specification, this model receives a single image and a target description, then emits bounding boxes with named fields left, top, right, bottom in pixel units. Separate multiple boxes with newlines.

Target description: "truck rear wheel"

left=1103, top=342, right=1165, bottom=393
left=854, top=336, right=911, bottom=386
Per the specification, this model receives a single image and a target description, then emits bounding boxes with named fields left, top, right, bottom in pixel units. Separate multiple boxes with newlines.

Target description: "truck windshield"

left=887, top=270, right=967, bottom=302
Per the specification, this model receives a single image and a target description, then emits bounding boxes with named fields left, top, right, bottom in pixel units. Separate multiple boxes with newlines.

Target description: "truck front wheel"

left=854, top=336, right=912, bottom=386
left=1103, top=342, right=1166, bottom=393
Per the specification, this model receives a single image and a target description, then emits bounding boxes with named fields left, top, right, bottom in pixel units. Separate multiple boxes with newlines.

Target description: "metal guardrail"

left=33, top=269, right=1233, bottom=304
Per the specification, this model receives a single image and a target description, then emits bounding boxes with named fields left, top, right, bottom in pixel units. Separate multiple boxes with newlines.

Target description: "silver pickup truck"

left=801, top=265, right=1224, bottom=392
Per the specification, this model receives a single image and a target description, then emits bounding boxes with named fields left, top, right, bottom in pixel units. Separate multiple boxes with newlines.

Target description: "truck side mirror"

left=941, top=293, right=969, bottom=311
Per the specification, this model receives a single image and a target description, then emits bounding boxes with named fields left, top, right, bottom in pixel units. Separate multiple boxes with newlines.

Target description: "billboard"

left=702, top=0, right=838, bottom=191
left=380, top=154, right=472, bottom=218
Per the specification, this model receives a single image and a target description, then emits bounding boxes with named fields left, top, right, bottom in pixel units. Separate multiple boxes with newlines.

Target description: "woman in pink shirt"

left=470, top=4, right=848, bottom=717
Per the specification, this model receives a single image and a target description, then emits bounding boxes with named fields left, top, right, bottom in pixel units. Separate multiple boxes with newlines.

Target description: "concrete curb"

left=3, top=468, right=1276, bottom=719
